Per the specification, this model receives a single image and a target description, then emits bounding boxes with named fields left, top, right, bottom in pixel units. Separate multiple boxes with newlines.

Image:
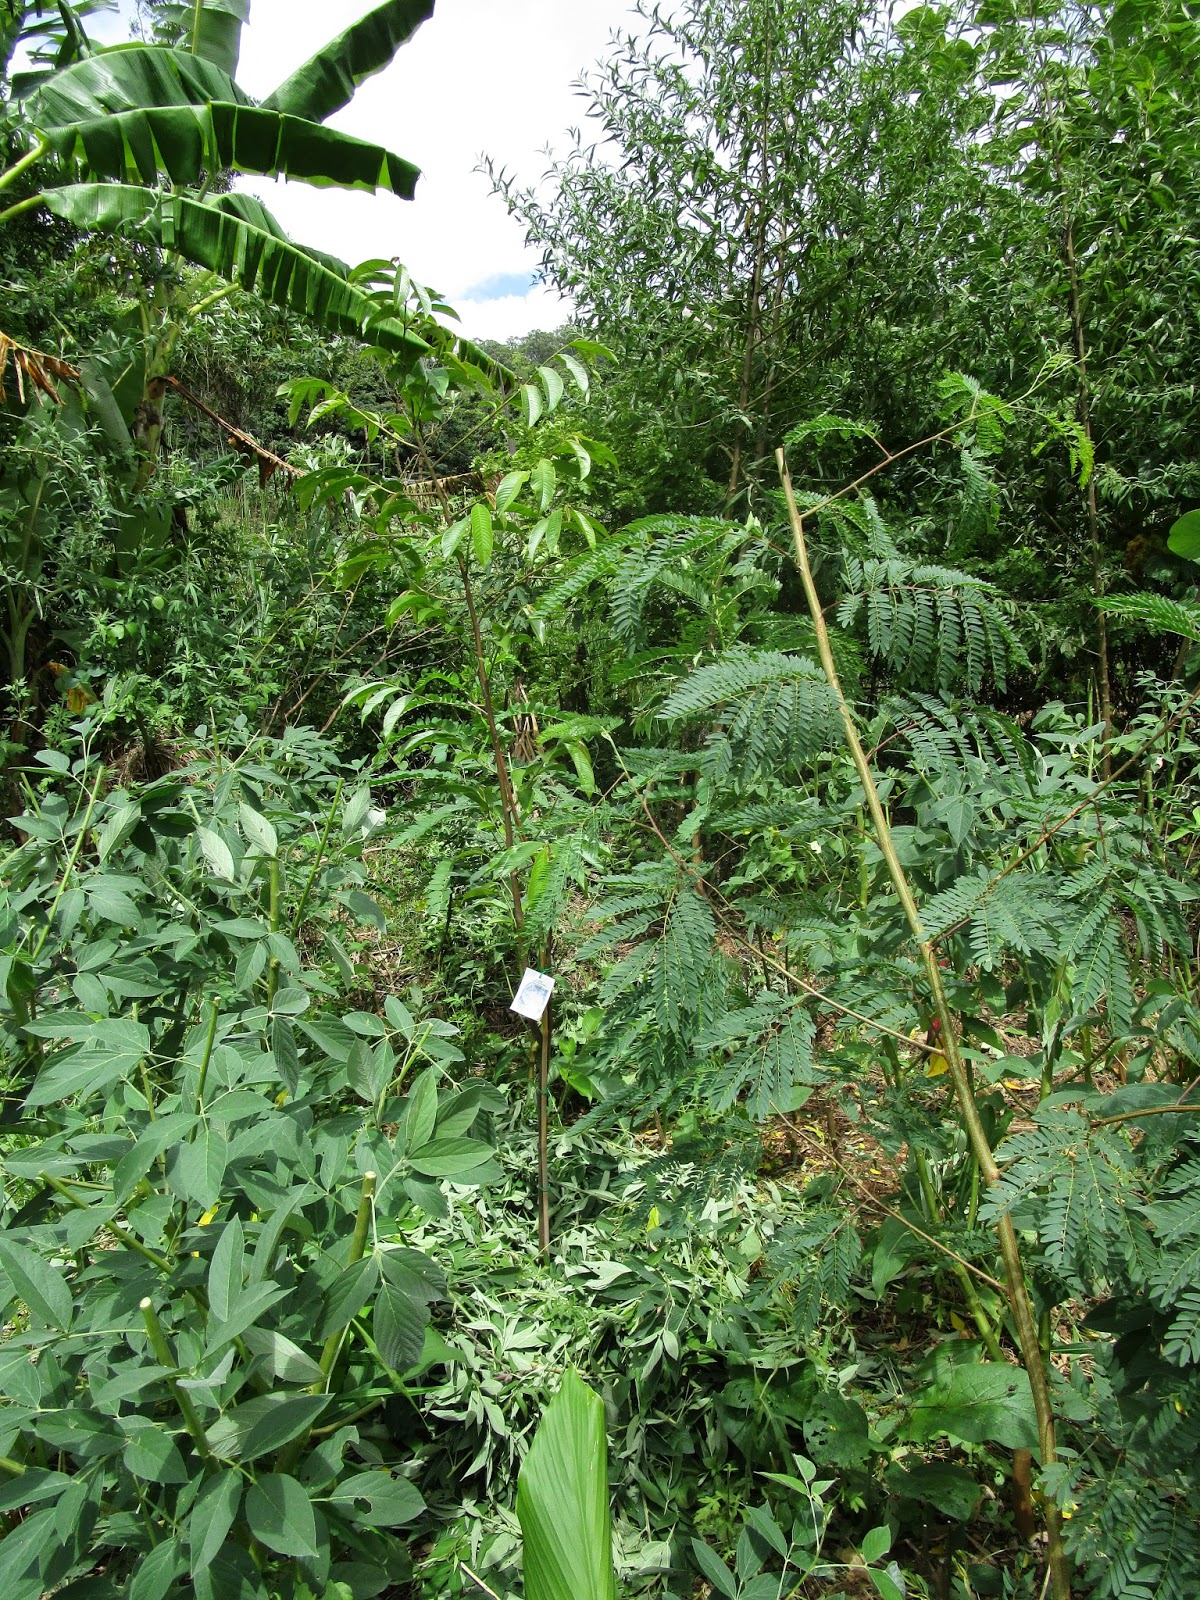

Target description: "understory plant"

left=0, top=725, right=503, bottom=1599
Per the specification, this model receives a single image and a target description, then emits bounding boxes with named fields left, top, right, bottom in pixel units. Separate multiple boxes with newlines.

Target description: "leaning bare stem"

left=777, top=450, right=1070, bottom=1600
left=43, top=1174, right=171, bottom=1272
left=537, top=1001, right=552, bottom=1256
left=0, top=140, right=49, bottom=196
left=292, top=777, right=344, bottom=934
left=30, top=764, right=106, bottom=965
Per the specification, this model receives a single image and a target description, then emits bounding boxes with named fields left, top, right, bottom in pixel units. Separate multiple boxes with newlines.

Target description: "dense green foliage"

left=3, top=3, right=1200, bottom=1600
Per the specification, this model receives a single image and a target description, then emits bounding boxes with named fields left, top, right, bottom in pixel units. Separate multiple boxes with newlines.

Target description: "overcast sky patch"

left=466, top=271, right=541, bottom=303
left=81, top=0, right=641, bottom=341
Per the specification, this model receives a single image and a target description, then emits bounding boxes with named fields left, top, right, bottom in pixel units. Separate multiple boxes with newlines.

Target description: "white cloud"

left=77, top=0, right=638, bottom=337
left=229, top=0, right=640, bottom=340
left=454, top=283, right=577, bottom=343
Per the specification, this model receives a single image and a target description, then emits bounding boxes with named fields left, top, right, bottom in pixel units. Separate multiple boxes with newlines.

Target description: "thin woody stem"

left=777, top=449, right=1070, bottom=1600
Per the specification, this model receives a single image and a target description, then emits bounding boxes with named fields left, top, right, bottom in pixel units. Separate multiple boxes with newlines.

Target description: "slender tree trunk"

left=725, top=62, right=773, bottom=512
left=537, top=997, right=551, bottom=1256
left=1062, top=211, right=1112, bottom=778
left=412, top=428, right=525, bottom=934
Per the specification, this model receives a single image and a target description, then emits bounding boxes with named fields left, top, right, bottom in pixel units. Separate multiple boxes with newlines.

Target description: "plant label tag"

left=510, top=967, right=555, bottom=1022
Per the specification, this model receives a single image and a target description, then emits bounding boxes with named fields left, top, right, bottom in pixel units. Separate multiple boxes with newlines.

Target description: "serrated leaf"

left=271, top=1015, right=302, bottom=1096
left=319, top=1255, right=381, bottom=1339
left=373, top=1280, right=428, bottom=1372
left=907, top=1362, right=1039, bottom=1452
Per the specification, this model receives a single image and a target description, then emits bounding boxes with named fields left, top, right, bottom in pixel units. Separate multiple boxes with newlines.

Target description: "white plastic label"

left=510, top=967, right=556, bottom=1022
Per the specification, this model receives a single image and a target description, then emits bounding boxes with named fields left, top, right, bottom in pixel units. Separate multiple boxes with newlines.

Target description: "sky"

left=85, top=0, right=644, bottom=341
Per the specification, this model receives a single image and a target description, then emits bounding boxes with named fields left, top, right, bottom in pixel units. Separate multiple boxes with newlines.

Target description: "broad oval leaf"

left=189, top=1468, right=243, bottom=1570
left=406, top=1135, right=493, bottom=1177
left=0, top=1238, right=73, bottom=1330
left=470, top=501, right=494, bottom=569
left=1168, top=508, right=1200, bottom=562
left=325, top=1470, right=424, bottom=1527
left=246, top=1473, right=320, bottom=1559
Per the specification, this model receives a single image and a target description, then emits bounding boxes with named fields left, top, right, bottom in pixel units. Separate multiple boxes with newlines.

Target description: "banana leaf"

left=211, top=192, right=349, bottom=277
left=31, top=46, right=251, bottom=124
left=516, top=1371, right=617, bottom=1600
left=151, top=0, right=249, bottom=77
left=42, top=102, right=420, bottom=196
left=6, top=0, right=108, bottom=96
left=42, top=184, right=431, bottom=362
left=262, top=0, right=434, bottom=123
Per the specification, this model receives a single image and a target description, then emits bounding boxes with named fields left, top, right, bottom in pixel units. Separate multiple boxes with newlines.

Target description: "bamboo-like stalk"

left=0, top=140, right=49, bottom=196
left=537, top=1002, right=552, bottom=1256
left=777, top=451, right=1070, bottom=1600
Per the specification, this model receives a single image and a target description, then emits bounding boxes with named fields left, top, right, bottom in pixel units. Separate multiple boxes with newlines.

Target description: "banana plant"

left=0, top=2, right=496, bottom=744
left=0, top=0, right=442, bottom=364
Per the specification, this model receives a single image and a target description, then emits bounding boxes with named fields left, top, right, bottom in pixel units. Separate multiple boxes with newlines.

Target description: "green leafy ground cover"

left=3, top=2, right=1200, bottom=1598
